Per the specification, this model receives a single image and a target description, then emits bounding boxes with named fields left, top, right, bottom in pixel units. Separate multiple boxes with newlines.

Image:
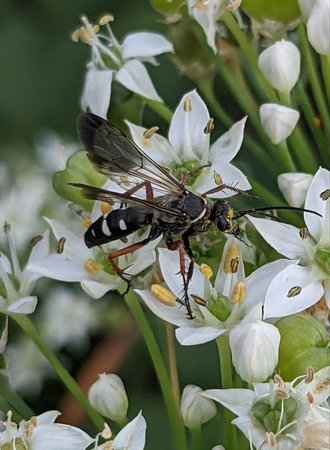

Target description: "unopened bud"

left=181, top=385, right=217, bottom=428
left=307, top=0, right=330, bottom=55
left=278, top=172, right=313, bottom=207
left=260, top=103, right=300, bottom=144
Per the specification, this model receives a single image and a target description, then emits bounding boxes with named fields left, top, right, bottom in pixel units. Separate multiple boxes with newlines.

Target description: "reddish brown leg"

left=202, top=183, right=250, bottom=197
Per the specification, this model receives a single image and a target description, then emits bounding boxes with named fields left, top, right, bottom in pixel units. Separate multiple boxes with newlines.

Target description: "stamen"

left=30, top=235, right=44, bottom=246
left=227, top=0, right=242, bottom=11
left=213, top=171, right=223, bottom=186
left=274, top=374, right=285, bottom=388
left=143, top=126, right=159, bottom=139
left=224, top=244, right=240, bottom=274
left=313, top=117, right=321, bottom=128
left=82, top=219, right=92, bottom=229
left=101, top=202, right=112, bottom=216
left=99, top=14, right=114, bottom=26
left=265, top=432, right=277, bottom=447
left=230, top=281, right=245, bottom=304
left=56, top=237, right=66, bottom=254
left=320, top=189, right=330, bottom=201
left=84, top=259, right=104, bottom=275
left=199, top=263, right=213, bottom=279
left=71, top=28, right=80, bottom=42
left=101, top=423, right=112, bottom=439
left=306, top=391, right=314, bottom=404
left=191, top=294, right=207, bottom=306
left=276, top=389, right=289, bottom=399
left=287, top=286, right=302, bottom=298
left=204, top=118, right=214, bottom=134
left=299, top=227, right=308, bottom=239
left=151, top=284, right=177, bottom=306
left=183, top=97, right=192, bottom=112
left=305, top=366, right=314, bottom=383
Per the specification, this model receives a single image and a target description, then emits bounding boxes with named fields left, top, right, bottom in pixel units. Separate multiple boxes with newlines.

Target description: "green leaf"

left=52, top=150, right=106, bottom=211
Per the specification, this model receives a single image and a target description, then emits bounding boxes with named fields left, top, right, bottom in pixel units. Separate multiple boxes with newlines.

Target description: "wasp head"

left=212, top=200, right=241, bottom=238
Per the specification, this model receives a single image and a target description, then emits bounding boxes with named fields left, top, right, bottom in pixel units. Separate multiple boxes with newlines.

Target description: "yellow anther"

left=274, top=374, right=285, bottom=388
left=151, top=284, right=177, bottom=306
left=191, top=294, right=207, bottom=306
left=299, top=227, right=308, bottom=239
left=276, top=388, right=289, bottom=399
left=143, top=126, right=159, bottom=139
left=101, top=423, right=112, bottom=439
left=204, top=118, right=214, bottom=134
left=224, top=244, right=240, bottom=273
left=320, top=189, right=330, bottom=201
left=82, top=218, right=92, bottom=229
left=84, top=259, right=104, bottom=275
left=99, top=14, right=114, bottom=26
left=183, top=97, right=192, bottom=112
left=101, top=202, right=112, bottom=216
left=56, top=237, right=66, bottom=254
left=230, top=281, right=245, bottom=304
left=199, top=263, right=213, bottom=279
left=71, top=28, right=81, bottom=42
left=305, top=366, right=314, bottom=383
left=306, top=391, right=314, bottom=404
left=79, top=24, right=100, bottom=44
left=213, top=171, right=223, bottom=186
left=287, top=286, right=302, bottom=298
left=30, top=235, right=44, bottom=246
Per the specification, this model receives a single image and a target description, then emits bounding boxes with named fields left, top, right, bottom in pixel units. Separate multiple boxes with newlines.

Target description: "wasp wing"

left=70, top=183, right=184, bottom=217
left=77, top=113, right=186, bottom=196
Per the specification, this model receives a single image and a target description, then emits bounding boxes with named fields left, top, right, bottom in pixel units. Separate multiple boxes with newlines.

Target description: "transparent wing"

left=77, top=113, right=187, bottom=196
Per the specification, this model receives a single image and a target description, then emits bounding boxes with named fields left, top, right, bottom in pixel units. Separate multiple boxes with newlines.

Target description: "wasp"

left=71, top=113, right=320, bottom=319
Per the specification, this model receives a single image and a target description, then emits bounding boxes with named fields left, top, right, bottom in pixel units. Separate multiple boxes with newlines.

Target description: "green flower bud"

left=207, top=294, right=231, bottom=322
left=242, top=0, right=300, bottom=23
left=276, top=314, right=330, bottom=380
left=52, top=151, right=105, bottom=210
left=314, top=248, right=330, bottom=275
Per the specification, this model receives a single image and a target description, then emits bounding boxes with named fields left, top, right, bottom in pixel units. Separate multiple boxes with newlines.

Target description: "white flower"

left=137, top=238, right=291, bottom=382
left=186, top=0, right=229, bottom=52
left=203, top=366, right=330, bottom=450
left=258, top=40, right=301, bottom=94
left=180, top=384, right=217, bottom=428
left=307, top=0, right=330, bottom=55
left=260, top=103, right=300, bottom=144
left=249, top=167, right=330, bottom=319
left=0, top=410, right=94, bottom=449
left=88, top=373, right=128, bottom=424
left=27, top=188, right=162, bottom=299
left=298, top=0, right=318, bottom=21
left=76, top=16, right=173, bottom=117
left=277, top=172, right=313, bottom=207
left=127, top=90, right=251, bottom=198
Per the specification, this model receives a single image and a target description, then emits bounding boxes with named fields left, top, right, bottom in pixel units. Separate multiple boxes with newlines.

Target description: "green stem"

left=321, top=54, right=330, bottom=102
left=277, top=141, right=297, bottom=172
left=190, top=425, right=202, bottom=450
left=12, top=315, right=104, bottom=430
left=165, top=322, right=180, bottom=409
left=1, top=383, right=35, bottom=418
left=144, top=99, right=173, bottom=123
left=216, top=334, right=237, bottom=450
left=298, top=24, right=330, bottom=136
left=125, top=290, right=187, bottom=450
left=294, top=80, right=329, bottom=165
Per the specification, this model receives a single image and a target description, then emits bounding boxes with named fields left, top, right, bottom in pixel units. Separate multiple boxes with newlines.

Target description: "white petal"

left=113, top=411, right=146, bottom=450
left=203, top=388, right=255, bottom=416
left=122, top=32, right=173, bottom=59
left=7, top=296, right=38, bottom=314
left=264, top=264, right=324, bottom=318
left=232, top=415, right=266, bottom=450
left=80, top=67, right=113, bottom=119
left=29, top=423, right=94, bottom=450
left=193, top=162, right=251, bottom=198
left=304, top=167, right=330, bottom=242
left=248, top=215, right=307, bottom=260
left=259, top=103, right=300, bottom=144
left=81, top=278, right=119, bottom=299
left=116, top=59, right=162, bottom=102
left=307, top=0, right=330, bottom=55
left=125, top=121, right=180, bottom=166
left=28, top=256, right=87, bottom=282
left=209, top=117, right=247, bottom=163
left=176, top=326, right=226, bottom=345
left=36, top=411, right=61, bottom=424
left=277, top=172, right=313, bottom=207
left=169, top=90, right=210, bottom=161
left=0, top=316, right=8, bottom=353
left=29, top=230, right=50, bottom=262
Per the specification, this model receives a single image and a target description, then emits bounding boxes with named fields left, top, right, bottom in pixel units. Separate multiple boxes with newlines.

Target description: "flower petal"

left=122, top=32, right=173, bottom=59
left=28, top=255, right=87, bottom=282
left=209, top=117, right=247, bottom=163
left=203, top=388, right=255, bottom=416
left=116, top=59, right=162, bottom=102
left=113, top=411, right=146, bottom=450
left=81, top=278, right=119, bottom=299
left=7, top=296, right=38, bottom=314
left=248, top=215, right=307, bottom=260
left=304, top=167, right=330, bottom=242
left=0, top=316, right=8, bottom=353
left=80, top=67, right=113, bottom=119
left=176, top=326, right=226, bottom=345
left=169, top=90, right=210, bottom=161
left=264, top=264, right=324, bottom=318
left=29, top=423, right=94, bottom=450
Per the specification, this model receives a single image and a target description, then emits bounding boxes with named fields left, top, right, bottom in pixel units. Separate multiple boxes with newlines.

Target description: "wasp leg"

left=180, top=163, right=211, bottom=186
left=202, top=183, right=251, bottom=198
left=108, top=226, right=162, bottom=284
left=165, top=237, right=195, bottom=320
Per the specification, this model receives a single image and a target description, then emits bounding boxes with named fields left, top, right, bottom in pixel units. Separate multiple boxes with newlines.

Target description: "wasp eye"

left=216, top=216, right=230, bottom=232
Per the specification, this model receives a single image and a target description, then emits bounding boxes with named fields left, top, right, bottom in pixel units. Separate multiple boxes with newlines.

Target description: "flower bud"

left=258, top=40, right=300, bottom=94
left=260, top=103, right=300, bottom=144
left=229, top=321, right=280, bottom=383
left=181, top=385, right=217, bottom=428
left=298, top=0, right=318, bottom=21
left=307, top=0, right=330, bottom=55
left=277, top=172, right=313, bottom=207
left=88, top=373, right=128, bottom=423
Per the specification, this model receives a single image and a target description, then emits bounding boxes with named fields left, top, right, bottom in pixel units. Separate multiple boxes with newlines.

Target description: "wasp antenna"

left=234, top=206, right=322, bottom=220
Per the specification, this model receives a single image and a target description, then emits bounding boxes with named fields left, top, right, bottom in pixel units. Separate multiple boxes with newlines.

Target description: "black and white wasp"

left=71, top=113, right=320, bottom=319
